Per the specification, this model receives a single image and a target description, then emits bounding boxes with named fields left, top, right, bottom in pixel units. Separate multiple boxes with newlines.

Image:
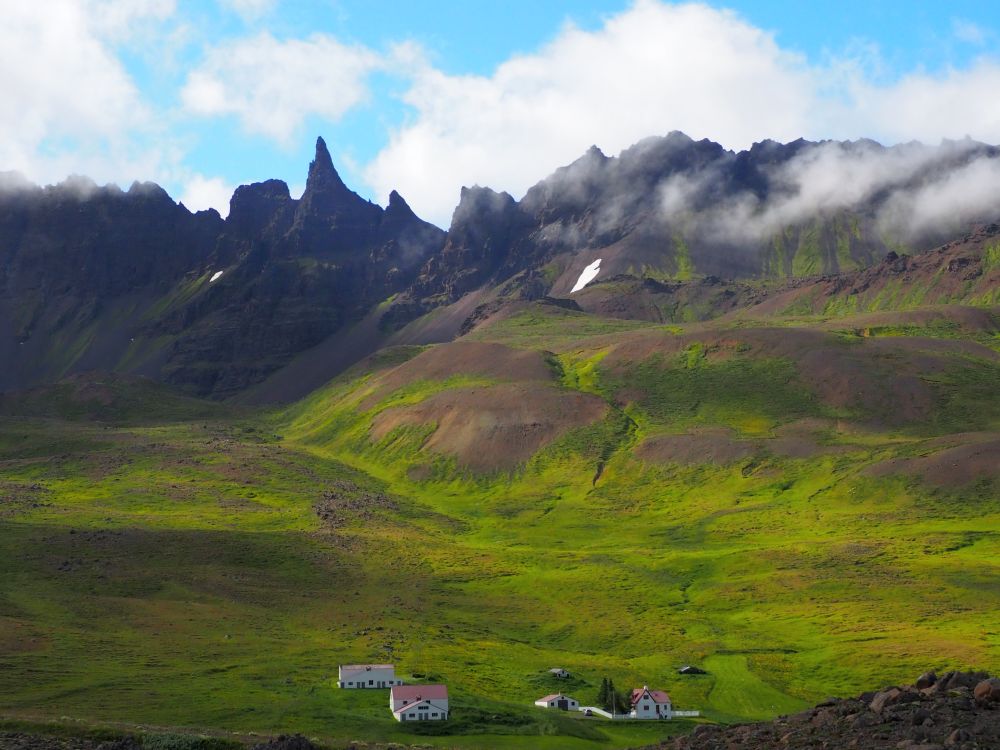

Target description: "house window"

left=431, top=713, right=438, bottom=718
left=644, top=705, right=650, bottom=711
left=369, top=680, right=374, bottom=685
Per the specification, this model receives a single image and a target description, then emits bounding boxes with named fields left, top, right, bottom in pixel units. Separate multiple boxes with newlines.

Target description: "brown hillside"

left=865, top=433, right=1000, bottom=487
left=359, top=341, right=556, bottom=410
left=369, top=383, right=607, bottom=471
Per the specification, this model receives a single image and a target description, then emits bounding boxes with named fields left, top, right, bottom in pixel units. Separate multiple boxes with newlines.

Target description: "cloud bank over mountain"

left=6, top=1, right=1000, bottom=225
left=366, top=1, right=1000, bottom=225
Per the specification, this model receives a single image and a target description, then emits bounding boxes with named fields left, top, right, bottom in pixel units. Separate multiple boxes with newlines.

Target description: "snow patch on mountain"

left=570, top=259, right=601, bottom=293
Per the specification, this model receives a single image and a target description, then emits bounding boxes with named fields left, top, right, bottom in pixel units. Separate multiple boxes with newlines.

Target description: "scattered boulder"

left=973, top=678, right=1000, bottom=706
left=916, top=672, right=937, bottom=690
left=945, top=728, right=973, bottom=746
left=251, top=736, right=320, bottom=750
left=95, top=740, right=141, bottom=750
left=870, top=687, right=919, bottom=713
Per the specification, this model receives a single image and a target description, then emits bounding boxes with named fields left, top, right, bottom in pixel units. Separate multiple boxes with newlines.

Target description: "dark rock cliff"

left=1, top=132, right=999, bottom=398
left=0, top=138, right=445, bottom=398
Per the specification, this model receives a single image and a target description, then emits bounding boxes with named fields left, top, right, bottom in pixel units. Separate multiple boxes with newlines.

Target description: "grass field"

left=1, top=305, right=998, bottom=748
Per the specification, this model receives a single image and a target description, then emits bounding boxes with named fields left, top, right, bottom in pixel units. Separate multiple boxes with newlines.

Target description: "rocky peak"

left=385, top=189, right=416, bottom=219
left=126, top=180, right=173, bottom=205
left=292, top=136, right=382, bottom=252
left=226, top=179, right=293, bottom=238
left=304, top=136, right=350, bottom=198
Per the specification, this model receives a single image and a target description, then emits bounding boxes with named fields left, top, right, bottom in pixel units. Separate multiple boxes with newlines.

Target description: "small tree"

left=597, top=677, right=609, bottom=708
left=614, top=685, right=631, bottom=715
left=605, top=679, right=617, bottom=712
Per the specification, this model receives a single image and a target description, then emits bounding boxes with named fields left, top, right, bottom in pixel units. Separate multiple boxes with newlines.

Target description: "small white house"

left=535, top=693, right=579, bottom=710
left=548, top=668, right=570, bottom=678
left=338, top=663, right=402, bottom=689
left=390, top=684, right=449, bottom=721
left=630, top=686, right=672, bottom=719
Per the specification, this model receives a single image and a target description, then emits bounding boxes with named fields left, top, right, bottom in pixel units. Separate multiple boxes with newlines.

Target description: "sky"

left=5, top=0, right=1000, bottom=227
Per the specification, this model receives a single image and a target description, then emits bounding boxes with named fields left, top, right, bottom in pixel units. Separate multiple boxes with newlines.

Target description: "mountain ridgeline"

left=1, top=132, right=999, bottom=398
left=0, top=138, right=445, bottom=397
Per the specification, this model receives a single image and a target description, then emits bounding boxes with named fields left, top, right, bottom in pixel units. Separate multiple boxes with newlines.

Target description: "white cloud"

left=218, top=0, right=277, bottom=22
left=86, top=0, right=177, bottom=41
left=844, top=59, right=1000, bottom=145
left=362, top=1, right=1000, bottom=226
left=878, top=152, right=1000, bottom=237
left=180, top=32, right=380, bottom=145
left=0, top=1, right=169, bottom=187
left=365, top=0, right=817, bottom=225
left=180, top=174, right=234, bottom=216
left=650, top=137, right=999, bottom=246
left=952, top=18, right=988, bottom=46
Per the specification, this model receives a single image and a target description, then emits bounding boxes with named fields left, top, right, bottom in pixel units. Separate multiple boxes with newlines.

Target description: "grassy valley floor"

left=1, top=305, right=998, bottom=748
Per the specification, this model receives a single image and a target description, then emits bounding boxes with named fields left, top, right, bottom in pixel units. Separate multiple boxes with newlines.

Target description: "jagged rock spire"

left=386, top=189, right=416, bottom=218
left=304, top=136, right=351, bottom=200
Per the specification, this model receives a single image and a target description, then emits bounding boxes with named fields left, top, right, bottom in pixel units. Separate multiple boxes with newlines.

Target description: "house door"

left=557, top=699, right=568, bottom=710
left=419, top=712, right=428, bottom=720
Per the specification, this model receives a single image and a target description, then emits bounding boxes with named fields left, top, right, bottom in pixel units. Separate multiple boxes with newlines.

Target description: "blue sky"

left=5, top=1, right=1000, bottom=226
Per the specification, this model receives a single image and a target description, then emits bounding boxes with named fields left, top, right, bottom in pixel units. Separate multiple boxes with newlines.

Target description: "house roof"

left=340, top=663, right=394, bottom=672
left=391, top=684, right=448, bottom=702
left=631, top=686, right=671, bottom=705
left=536, top=693, right=576, bottom=703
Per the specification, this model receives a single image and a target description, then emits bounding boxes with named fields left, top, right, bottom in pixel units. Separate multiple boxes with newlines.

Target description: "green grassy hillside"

left=1, top=299, right=998, bottom=748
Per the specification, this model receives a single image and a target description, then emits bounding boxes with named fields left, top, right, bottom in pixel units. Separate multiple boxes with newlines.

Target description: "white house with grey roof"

left=338, top=663, right=402, bottom=689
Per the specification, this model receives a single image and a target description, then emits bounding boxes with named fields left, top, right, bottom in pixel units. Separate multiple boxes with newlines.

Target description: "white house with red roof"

left=534, top=693, right=579, bottom=710
left=390, top=684, right=449, bottom=721
left=630, top=685, right=672, bottom=719
left=337, top=663, right=402, bottom=689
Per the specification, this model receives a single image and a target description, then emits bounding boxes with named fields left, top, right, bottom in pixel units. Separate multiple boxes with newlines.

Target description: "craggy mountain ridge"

left=1, top=133, right=999, bottom=398
left=0, top=138, right=444, bottom=397
left=399, top=132, right=1000, bottom=317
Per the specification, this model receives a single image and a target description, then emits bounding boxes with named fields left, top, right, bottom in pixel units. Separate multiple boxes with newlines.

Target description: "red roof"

left=391, top=684, right=448, bottom=702
left=631, top=687, right=671, bottom=705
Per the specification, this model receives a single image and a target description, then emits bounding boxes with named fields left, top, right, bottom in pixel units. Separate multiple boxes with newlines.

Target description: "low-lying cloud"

left=649, top=138, right=1000, bottom=249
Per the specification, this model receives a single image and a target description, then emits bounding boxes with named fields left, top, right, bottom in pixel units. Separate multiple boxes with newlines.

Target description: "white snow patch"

left=570, top=258, right=602, bottom=293
left=209, top=270, right=224, bottom=283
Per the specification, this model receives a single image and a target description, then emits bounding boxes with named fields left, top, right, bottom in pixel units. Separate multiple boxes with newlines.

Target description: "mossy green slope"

left=1, top=301, right=998, bottom=748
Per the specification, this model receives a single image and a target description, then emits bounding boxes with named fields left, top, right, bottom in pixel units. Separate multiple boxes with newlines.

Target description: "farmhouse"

left=630, top=685, right=672, bottom=719
left=390, top=684, right=449, bottom=722
left=535, top=693, right=579, bottom=710
left=548, top=667, right=570, bottom=678
left=337, top=663, right=402, bottom=689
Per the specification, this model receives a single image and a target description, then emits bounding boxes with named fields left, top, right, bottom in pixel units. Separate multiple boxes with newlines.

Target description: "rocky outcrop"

left=663, top=670, right=1000, bottom=750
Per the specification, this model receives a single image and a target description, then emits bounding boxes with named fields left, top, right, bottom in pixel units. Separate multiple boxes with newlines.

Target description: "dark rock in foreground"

left=659, top=671, right=1000, bottom=750
left=251, top=735, right=319, bottom=750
